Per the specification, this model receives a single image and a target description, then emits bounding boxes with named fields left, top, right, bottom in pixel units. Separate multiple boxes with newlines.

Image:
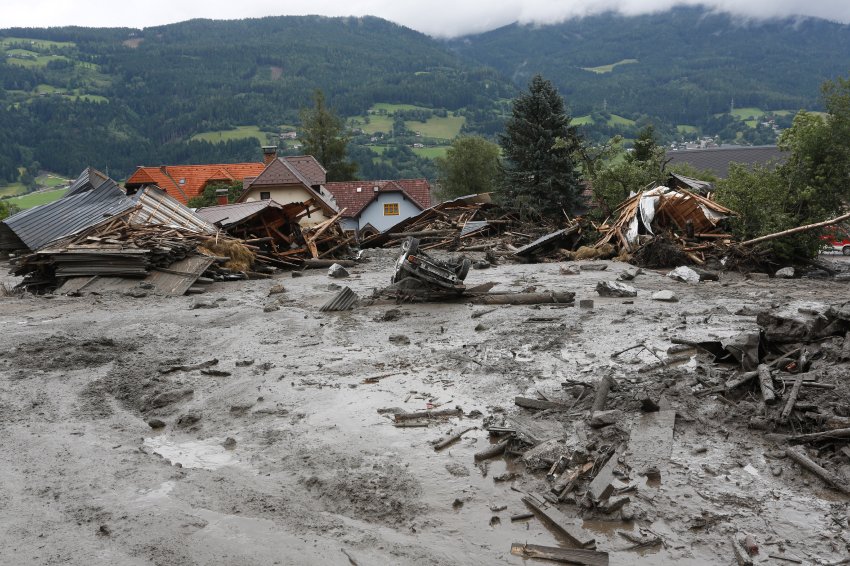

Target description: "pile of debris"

left=11, top=211, right=263, bottom=295
left=194, top=199, right=353, bottom=269
left=595, top=185, right=734, bottom=265
left=361, top=193, right=585, bottom=262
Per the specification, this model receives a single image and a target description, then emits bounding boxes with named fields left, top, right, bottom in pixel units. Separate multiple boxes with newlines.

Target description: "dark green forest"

left=2, top=7, right=850, bottom=185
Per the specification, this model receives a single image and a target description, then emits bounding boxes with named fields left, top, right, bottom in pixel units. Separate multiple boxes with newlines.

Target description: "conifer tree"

left=498, top=75, right=582, bottom=216
left=300, top=90, right=358, bottom=181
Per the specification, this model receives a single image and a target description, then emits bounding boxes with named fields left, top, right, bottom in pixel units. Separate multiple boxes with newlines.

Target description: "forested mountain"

left=2, top=8, right=850, bottom=189
left=0, top=16, right=512, bottom=183
left=449, top=7, right=850, bottom=141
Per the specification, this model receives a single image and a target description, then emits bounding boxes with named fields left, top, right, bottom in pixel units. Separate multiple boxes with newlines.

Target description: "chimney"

left=262, top=145, right=278, bottom=165
left=215, top=188, right=229, bottom=206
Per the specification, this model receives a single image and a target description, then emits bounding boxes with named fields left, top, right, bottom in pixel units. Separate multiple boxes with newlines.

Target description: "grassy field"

left=191, top=126, right=270, bottom=144
left=355, top=115, right=395, bottom=135
left=573, top=115, right=594, bottom=126
left=9, top=188, right=68, bottom=209
left=37, top=173, right=69, bottom=188
left=0, top=183, right=26, bottom=197
left=370, top=103, right=430, bottom=113
left=582, top=59, right=639, bottom=74
left=412, top=146, right=449, bottom=159
left=75, top=94, right=109, bottom=103
left=572, top=114, right=634, bottom=127
left=677, top=125, right=699, bottom=134
left=1, top=37, right=75, bottom=49
left=5, top=48, right=68, bottom=68
left=408, top=115, right=465, bottom=139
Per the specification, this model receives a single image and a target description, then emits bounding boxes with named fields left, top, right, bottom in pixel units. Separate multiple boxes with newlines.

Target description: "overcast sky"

left=5, top=1, right=850, bottom=37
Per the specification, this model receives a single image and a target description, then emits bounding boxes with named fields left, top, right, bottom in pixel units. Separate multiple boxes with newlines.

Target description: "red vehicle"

left=821, top=228, right=850, bottom=255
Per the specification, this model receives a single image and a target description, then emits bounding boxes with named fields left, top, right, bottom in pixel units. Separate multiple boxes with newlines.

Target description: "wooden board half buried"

left=510, top=542, right=609, bottom=566
left=522, top=495, right=596, bottom=549
left=625, top=410, right=676, bottom=473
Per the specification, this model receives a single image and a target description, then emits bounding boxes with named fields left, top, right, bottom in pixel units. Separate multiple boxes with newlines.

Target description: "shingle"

left=324, top=179, right=431, bottom=218
left=125, top=163, right=267, bottom=204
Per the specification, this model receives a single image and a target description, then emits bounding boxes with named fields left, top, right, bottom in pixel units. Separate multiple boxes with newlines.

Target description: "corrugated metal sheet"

left=64, top=167, right=110, bottom=198
left=55, top=255, right=214, bottom=296
left=195, top=200, right=283, bottom=227
left=514, top=227, right=576, bottom=257
left=131, top=187, right=216, bottom=234
left=460, top=220, right=490, bottom=238
left=320, top=286, right=358, bottom=312
left=2, top=180, right=136, bottom=251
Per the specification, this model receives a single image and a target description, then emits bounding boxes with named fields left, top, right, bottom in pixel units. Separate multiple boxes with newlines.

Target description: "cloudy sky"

left=5, top=0, right=850, bottom=37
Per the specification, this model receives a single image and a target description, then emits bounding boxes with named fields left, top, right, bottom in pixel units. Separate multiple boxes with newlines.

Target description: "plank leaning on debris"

left=509, top=542, right=609, bottom=566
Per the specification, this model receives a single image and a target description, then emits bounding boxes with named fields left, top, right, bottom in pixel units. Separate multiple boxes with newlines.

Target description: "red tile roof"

left=125, top=163, right=267, bottom=204
left=324, top=179, right=431, bottom=218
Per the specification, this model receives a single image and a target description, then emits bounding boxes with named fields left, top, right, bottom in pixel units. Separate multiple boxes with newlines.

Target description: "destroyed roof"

left=130, top=186, right=216, bottom=234
left=324, top=179, right=431, bottom=218
left=1, top=180, right=136, bottom=251
left=64, top=167, right=110, bottom=198
left=125, top=162, right=267, bottom=205
left=195, top=200, right=287, bottom=228
left=665, top=146, right=786, bottom=178
left=668, top=172, right=714, bottom=195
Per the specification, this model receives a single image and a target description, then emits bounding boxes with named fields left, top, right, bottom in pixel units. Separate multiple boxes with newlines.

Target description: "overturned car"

left=391, top=237, right=471, bottom=293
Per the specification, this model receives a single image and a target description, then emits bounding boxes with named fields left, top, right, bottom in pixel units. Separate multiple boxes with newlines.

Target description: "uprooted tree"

left=716, top=74, right=850, bottom=261
left=498, top=74, right=583, bottom=218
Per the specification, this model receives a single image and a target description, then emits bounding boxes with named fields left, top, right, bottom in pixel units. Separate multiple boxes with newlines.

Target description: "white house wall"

left=358, top=192, right=422, bottom=233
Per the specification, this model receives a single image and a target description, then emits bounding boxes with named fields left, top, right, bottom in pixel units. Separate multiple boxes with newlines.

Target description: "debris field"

left=2, top=248, right=850, bottom=566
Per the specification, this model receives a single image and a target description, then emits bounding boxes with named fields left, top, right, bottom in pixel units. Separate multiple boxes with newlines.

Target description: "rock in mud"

left=445, top=463, right=470, bottom=477
left=596, top=281, right=637, bottom=298
left=190, top=299, right=218, bottom=310
left=263, top=302, right=280, bottom=313
left=222, top=437, right=237, bottom=448
left=146, top=387, right=194, bottom=410
left=579, top=299, right=595, bottom=309
left=652, top=290, right=678, bottom=302
left=291, top=271, right=303, bottom=277
left=667, top=266, right=700, bottom=284
left=267, top=284, right=286, bottom=295
left=176, top=412, right=201, bottom=427
left=147, top=418, right=166, bottom=429
left=560, top=265, right=580, bottom=275
left=327, top=263, right=349, bottom=278
left=775, top=267, right=795, bottom=279
left=618, top=267, right=642, bottom=281
left=473, top=260, right=491, bottom=269
left=389, top=334, right=411, bottom=345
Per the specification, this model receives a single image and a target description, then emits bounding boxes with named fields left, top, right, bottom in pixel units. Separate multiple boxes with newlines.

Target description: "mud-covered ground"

left=1, top=250, right=849, bottom=565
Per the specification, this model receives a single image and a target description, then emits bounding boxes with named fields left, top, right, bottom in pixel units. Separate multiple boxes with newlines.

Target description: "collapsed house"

left=2, top=168, right=265, bottom=294
left=595, top=185, right=735, bottom=264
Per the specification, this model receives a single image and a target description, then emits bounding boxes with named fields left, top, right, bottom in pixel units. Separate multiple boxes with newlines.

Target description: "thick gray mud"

left=1, top=252, right=848, bottom=565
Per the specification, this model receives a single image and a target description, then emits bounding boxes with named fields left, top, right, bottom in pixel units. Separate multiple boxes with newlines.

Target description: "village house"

left=124, top=161, right=267, bottom=205
left=323, top=179, right=431, bottom=239
left=235, top=149, right=337, bottom=226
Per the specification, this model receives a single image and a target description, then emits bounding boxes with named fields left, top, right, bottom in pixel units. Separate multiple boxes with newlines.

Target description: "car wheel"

left=455, top=258, right=471, bottom=280
left=402, top=237, right=419, bottom=255
left=843, top=246, right=850, bottom=256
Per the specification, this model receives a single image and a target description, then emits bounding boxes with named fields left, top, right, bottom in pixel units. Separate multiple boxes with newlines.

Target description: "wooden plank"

left=515, top=396, right=572, bottom=411
left=510, top=542, right=609, bottom=566
left=757, top=364, right=776, bottom=404
left=522, top=495, right=596, bottom=549
left=625, top=410, right=676, bottom=473
left=588, top=454, right=618, bottom=501
left=780, top=374, right=804, bottom=422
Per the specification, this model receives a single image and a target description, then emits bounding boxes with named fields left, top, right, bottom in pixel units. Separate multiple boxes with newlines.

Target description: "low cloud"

left=4, top=1, right=850, bottom=37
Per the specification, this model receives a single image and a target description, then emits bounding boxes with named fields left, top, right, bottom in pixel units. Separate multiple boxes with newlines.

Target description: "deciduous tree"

left=434, top=136, right=500, bottom=201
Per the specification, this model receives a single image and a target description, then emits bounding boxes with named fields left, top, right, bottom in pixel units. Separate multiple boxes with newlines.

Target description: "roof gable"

left=125, top=163, right=266, bottom=204
left=282, top=155, right=326, bottom=185
left=324, top=179, right=431, bottom=218
left=246, top=157, right=310, bottom=187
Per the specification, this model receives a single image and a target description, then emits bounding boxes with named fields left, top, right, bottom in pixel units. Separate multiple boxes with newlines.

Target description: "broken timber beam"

left=779, top=374, right=804, bottom=422
left=394, top=407, right=462, bottom=422
left=788, top=428, right=850, bottom=444
left=591, top=375, right=615, bottom=413
left=757, top=364, right=776, bottom=405
left=474, top=438, right=510, bottom=462
left=741, top=210, right=850, bottom=247
left=471, top=291, right=575, bottom=306
left=433, top=427, right=476, bottom=451
left=521, top=495, right=596, bottom=549
left=510, top=543, right=609, bottom=566
left=785, top=447, right=850, bottom=495
left=515, top=396, right=571, bottom=411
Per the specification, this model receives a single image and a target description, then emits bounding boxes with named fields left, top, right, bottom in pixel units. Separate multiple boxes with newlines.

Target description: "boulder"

left=590, top=409, right=623, bottom=428
left=327, top=263, right=349, bottom=278
left=618, top=267, right=642, bottom=281
left=667, top=266, right=700, bottom=284
left=595, top=281, right=637, bottom=298
left=651, top=290, right=678, bottom=302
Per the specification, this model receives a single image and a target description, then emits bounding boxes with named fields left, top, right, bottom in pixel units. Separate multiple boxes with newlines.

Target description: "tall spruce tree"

left=498, top=75, right=582, bottom=216
left=300, top=90, right=358, bottom=181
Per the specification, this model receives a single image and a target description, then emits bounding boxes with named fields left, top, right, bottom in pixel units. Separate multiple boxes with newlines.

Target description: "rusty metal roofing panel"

left=131, top=187, right=216, bottom=234
left=2, top=180, right=136, bottom=251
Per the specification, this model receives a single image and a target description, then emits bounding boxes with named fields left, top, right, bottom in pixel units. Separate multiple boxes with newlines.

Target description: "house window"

left=384, top=203, right=399, bottom=216
left=260, top=191, right=271, bottom=200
